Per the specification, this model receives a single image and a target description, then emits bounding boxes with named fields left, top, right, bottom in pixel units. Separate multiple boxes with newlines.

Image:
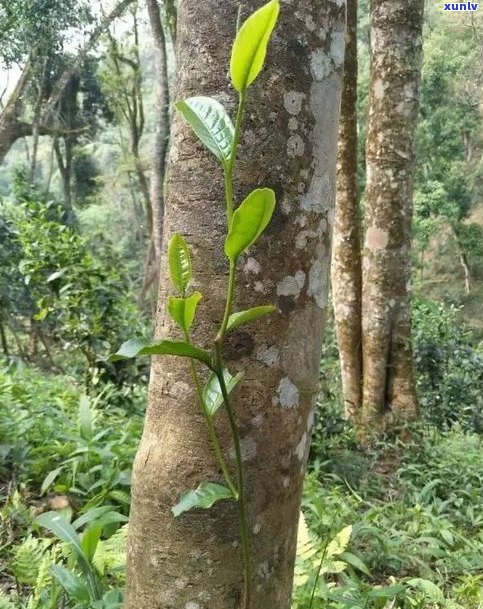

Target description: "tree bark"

left=124, top=1, right=345, bottom=608
left=331, top=0, right=362, bottom=418
left=146, top=0, right=171, bottom=263
left=360, top=0, right=424, bottom=432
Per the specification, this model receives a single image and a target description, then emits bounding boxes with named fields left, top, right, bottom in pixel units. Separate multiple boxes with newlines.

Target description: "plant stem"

left=224, top=91, right=246, bottom=223
left=215, top=87, right=252, bottom=607
left=214, top=346, right=252, bottom=609
left=189, top=358, right=238, bottom=498
left=182, top=328, right=238, bottom=497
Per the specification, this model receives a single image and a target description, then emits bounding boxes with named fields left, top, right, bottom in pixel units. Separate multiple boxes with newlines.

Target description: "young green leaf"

left=168, top=291, right=202, bottom=335
left=172, top=482, right=234, bottom=517
left=225, top=188, right=276, bottom=261
left=108, top=338, right=213, bottom=368
left=203, top=369, right=243, bottom=417
left=230, top=0, right=280, bottom=92
left=168, top=234, right=192, bottom=294
left=227, top=305, right=276, bottom=333
left=175, top=97, right=234, bottom=166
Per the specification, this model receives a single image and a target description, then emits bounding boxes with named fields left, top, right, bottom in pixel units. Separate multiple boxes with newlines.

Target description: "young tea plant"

left=109, top=1, right=280, bottom=607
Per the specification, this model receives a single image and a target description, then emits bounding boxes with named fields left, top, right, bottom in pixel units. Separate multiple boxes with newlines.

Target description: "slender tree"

left=332, top=0, right=424, bottom=436
left=124, top=0, right=345, bottom=607
left=360, top=0, right=424, bottom=430
left=331, top=0, right=362, bottom=418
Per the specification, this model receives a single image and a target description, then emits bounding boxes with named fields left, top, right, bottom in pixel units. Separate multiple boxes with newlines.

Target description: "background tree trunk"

left=331, top=0, right=362, bottom=418
left=360, top=0, right=424, bottom=432
left=124, top=1, right=345, bottom=608
left=146, top=0, right=171, bottom=264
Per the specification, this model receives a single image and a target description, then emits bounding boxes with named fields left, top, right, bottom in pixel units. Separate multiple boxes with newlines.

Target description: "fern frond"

left=92, top=525, right=128, bottom=580
left=12, top=535, right=48, bottom=585
left=294, top=513, right=352, bottom=589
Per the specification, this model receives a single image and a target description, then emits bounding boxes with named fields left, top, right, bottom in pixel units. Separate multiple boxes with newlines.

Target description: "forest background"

left=0, top=1, right=483, bottom=608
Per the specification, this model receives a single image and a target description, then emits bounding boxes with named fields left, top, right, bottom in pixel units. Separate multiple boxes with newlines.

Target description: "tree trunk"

left=360, top=0, right=424, bottom=432
left=146, top=0, right=171, bottom=263
left=124, top=1, right=345, bottom=608
left=331, top=0, right=362, bottom=419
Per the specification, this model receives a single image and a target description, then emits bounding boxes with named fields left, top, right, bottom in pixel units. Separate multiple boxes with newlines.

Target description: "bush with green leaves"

left=412, top=298, right=483, bottom=432
left=296, top=427, right=483, bottom=609
left=0, top=361, right=144, bottom=510
left=0, top=175, right=143, bottom=371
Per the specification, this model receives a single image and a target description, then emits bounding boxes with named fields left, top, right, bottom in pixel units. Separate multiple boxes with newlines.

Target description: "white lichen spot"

left=308, top=260, right=328, bottom=309
left=185, top=603, right=201, bottom=609
left=305, top=14, right=316, bottom=31
left=295, top=432, right=308, bottom=461
left=283, top=476, right=291, bottom=488
left=244, top=257, right=261, bottom=275
left=253, top=522, right=262, bottom=535
left=295, top=270, right=306, bottom=289
left=251, top=414, right=264, bottom=428
left=374, top=78, right=385, bottom=100
left=171, top=381, right=191, bottom=400
left=254, top=281, right=265, bottom=293
left=330, top=31, right=345, bottom=67
left=198, top=591, right=211, bottom=602
left=277, top=377, right=299, bottom=409
left=150, top=555, right=159, bottom=566
left=366, top=226, right=389, bottom=250
left=287, top=134, right=305, bottom=158
left=306, top=407, right=315, bottom=432
left=284, top=90, right=305, bottom=115
left=257, top=561, right=272, bottom=580
left=288, top=117, right=299, bottom=131
left=310, top=50, right=333, bottom=81
left=230, top=437, right=257, bottom=462
left=175, top=578, right=188, bottom=589
left=300, top=175, right=332, bottom=213
left=277, top=275, right=302, bottom=298
left=389, top=298, right=396, bottom=308
left=256, top=345, right=279, bottom=367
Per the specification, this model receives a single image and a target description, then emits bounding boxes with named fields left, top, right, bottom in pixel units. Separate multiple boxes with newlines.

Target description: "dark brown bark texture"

left=331, top=0, right=362, bottom=418
left=360, top=0, right=424, bottom=430
left=124, top=1, right=345, bottom=608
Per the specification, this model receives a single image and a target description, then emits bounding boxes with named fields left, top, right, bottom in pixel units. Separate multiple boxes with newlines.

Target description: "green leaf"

left=227, top=305, right=276, bottom=333
left=40, top=466, right=64, bottom=495
left=108, top=338, right=213, bottom=368
left=230, top=0, right=280, bottom=92
left=339, top=551, right=372, bottom=577
left=203, top=369, right=243, bottom=417
left=168, top=234, right=192, bottom=294
left=168, top=291, right=202, bottom=334
left=50, top=564, right=90, bottom=602
left=78, top=395, right=94, bottom=440
left=81, top=526, right=102, bottom=562
left=175, top=96, right=234, bottom=165
left=172, top=482, right=234, bottom=517
left=406, top=578, right=444, bottom=602
left=225, top=188, right=276, bottom=261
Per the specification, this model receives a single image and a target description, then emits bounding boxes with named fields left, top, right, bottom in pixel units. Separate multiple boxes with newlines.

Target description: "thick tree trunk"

left=360, top=0, right=424, bottom=432
left=146, top=0, right=171, bottom=263
left=124, top=1, right=345, bottom=608
left=331, top=0, right=362, bottom=418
